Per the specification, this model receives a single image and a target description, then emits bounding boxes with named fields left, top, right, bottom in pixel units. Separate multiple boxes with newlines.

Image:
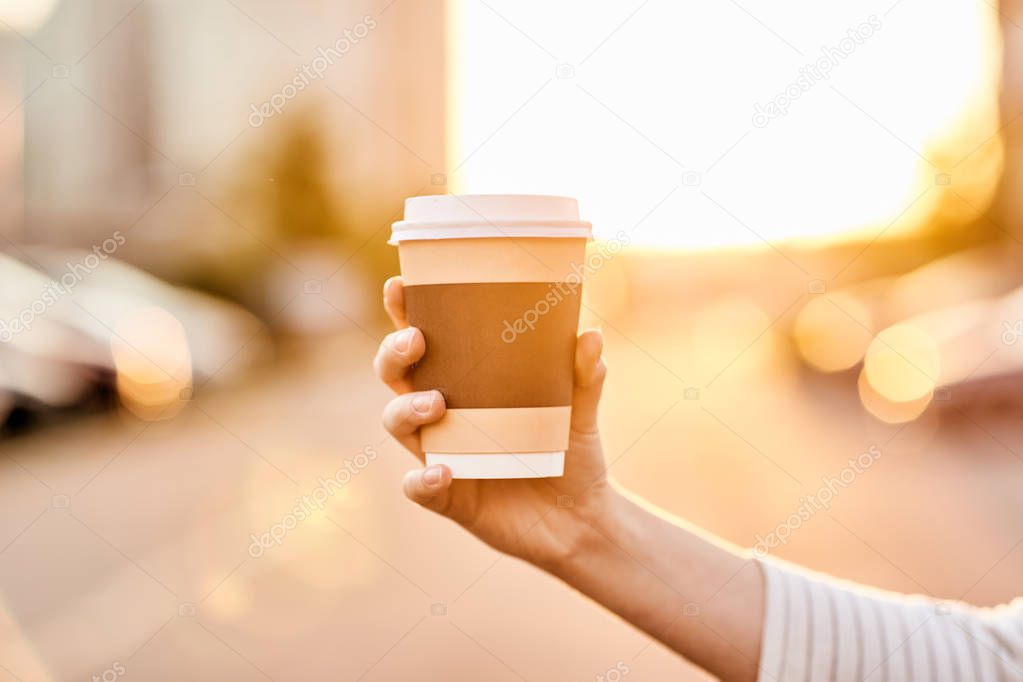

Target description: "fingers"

left=571, top=329, right=607, bottom=434
left=383, top=276, right=408, bottom=329
left=402, top=465, right=453, bottom=514
left=374, top=326, right=425, bottom=393
left=382, top=390, right=446, bottom=458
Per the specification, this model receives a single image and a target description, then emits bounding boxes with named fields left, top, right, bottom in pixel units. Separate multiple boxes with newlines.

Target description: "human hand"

left=374, top=276, right=614, bottom=569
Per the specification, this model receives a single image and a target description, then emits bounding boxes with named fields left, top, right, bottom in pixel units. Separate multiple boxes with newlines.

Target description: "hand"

left=374, top=276, right=615, bottom=570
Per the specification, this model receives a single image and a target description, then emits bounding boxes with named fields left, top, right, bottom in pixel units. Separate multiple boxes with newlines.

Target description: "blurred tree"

left=259, top=111, right=345, bottom=244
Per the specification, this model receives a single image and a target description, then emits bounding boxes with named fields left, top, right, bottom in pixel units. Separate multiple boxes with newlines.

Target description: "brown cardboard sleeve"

left=404, top=282, right=581, bottom=409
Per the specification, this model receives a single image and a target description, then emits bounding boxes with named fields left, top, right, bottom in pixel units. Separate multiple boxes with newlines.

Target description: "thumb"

left=570, top=329, right=606, bottom=434
left=402, top=464, right=453, bottom=514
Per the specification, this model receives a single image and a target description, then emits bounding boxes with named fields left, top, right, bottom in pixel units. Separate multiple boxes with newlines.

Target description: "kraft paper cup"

left=390, top=195, right=592, bottom=479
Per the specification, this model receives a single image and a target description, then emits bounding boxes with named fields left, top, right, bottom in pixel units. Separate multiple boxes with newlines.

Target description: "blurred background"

left=1, top=0, right=1022, bottom=679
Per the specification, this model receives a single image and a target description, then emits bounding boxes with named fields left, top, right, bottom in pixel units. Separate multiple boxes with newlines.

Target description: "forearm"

left=550, top=486, right=764, bottom=682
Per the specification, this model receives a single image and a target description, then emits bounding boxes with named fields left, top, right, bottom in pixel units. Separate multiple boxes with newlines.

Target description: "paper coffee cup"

left=390, top=195, right=592, bottom=479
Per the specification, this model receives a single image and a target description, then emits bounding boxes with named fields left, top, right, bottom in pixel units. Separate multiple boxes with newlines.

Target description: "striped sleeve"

left=756, top=558, right=1023, bottom=682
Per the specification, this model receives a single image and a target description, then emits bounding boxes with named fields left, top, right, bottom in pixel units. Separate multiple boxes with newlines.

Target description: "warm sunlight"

left=448, top=0, right=1003, bottom=248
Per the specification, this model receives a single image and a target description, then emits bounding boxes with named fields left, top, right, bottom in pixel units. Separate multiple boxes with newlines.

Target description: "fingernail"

left=411, top=392, right=434, bottom=414
left=423, top=466, right=443, bottom=486
left=393, top=328, right=414, bottom=353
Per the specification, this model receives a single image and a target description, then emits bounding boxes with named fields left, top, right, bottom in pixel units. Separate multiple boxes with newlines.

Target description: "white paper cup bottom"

left=425, top=452, right=565, bottom=479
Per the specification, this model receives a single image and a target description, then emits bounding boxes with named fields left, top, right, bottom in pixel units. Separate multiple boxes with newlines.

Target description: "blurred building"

left=5, top=0, right=446, bottom=308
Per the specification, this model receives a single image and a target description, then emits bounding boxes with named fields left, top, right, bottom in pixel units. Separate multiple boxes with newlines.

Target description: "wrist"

left=539, top=481, right=628, bottom=578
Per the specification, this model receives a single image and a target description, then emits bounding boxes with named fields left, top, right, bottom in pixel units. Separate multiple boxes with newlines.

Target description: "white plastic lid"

left=389, top=194, right=592, bottom=244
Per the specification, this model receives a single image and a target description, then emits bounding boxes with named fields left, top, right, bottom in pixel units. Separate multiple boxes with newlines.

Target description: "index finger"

left=383, top=276, right=408, bottom=329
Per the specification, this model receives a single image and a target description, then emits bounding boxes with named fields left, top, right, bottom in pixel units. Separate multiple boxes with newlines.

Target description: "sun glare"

left=448, top=0, right=1002, bottom=249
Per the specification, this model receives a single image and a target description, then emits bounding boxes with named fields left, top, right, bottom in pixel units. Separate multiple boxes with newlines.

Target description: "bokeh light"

left=863, top=323, right=940, bottom=403
left=793, top=292, right=875, bottom=372
left=857, top=365, right=933, bottom=424
left=111, top=306, right=193, bottom=421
